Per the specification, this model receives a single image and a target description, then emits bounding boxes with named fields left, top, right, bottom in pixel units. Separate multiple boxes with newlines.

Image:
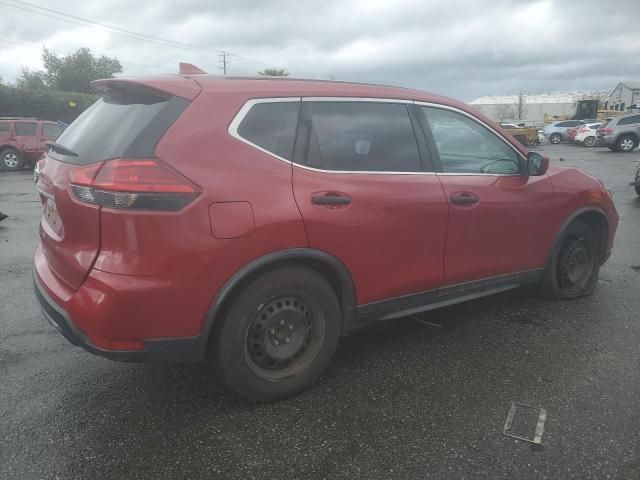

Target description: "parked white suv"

left=542, top=120, right=586, bottom=144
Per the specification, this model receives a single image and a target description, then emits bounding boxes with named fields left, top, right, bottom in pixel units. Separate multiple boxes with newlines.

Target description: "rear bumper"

left=596, top=135, right=614, bottom=146
left=33, top=245, right=210, bottom=364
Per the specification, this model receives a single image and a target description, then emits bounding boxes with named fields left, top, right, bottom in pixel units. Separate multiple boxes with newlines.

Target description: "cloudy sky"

left=0, top=0, right=639, bottom=101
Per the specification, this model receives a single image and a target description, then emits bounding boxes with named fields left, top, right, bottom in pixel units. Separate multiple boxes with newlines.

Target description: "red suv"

left=0, top=118, right=65, bottom=170
left=33, top=75, right=618, bottom=400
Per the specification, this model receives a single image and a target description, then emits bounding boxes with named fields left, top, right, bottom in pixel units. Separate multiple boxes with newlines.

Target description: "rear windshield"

left=52, top=89, right=176, bottom=165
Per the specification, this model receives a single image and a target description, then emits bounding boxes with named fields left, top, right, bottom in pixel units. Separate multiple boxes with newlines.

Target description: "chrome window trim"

left=228, top=96, right=526, bottom=177
left=227, top=97, right=301, bottom=165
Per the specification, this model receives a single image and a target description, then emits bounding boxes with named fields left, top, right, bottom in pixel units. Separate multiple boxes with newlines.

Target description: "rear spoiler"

left=91, top=76, right=201, bottom=101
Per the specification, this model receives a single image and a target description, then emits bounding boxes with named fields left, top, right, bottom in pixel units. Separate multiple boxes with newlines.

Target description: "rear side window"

left=618, top=115, right=640, bottom=126
left=15, top=122, right=37, bottom=136
left=0, top=123, right=10, bottom=134
left=42, top=123, right=63, bottom=138
left=237, top=101, right=300, bottom=160
left=53, top=88, right=187, bottom=165
left=305, top=102, right=422, bottom=172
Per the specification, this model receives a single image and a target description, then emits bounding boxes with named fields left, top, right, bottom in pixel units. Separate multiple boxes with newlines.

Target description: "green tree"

left=258, top=68, right=289, bottom=77
left=14, top=67, right=47, bottom=90
left=16, top=47, right=122, bottom=93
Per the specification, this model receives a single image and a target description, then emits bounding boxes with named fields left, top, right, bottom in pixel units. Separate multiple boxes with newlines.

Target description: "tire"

left=540, top=220, right=600, bottom=299
left=0, top=148, right=24, bottom=171
left=583, top=136, right=596, bottom=147
left=550, top=133, right=562, bottom=144
left=212, top=267, right=341, bottom=401
left=616, top=135, right=638, bottom=153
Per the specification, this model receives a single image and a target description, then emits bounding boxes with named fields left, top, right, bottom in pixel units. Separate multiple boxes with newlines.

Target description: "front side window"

left=15, top=122, right=37, bottom=136
left=422, top=106, right=520, bottom=174
left=305, top=102, right=422, bottom=172
left=237, top=101, right=300, bottom=160
left=43, top=123, right=63, bottom=138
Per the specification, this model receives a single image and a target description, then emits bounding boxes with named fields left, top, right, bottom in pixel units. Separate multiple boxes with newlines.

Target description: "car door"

left=292, top=99, right=449, bottom=306
left=15, top=121, right=38, bottom=153
left=40, top=123, right=64, bottom=154
left=417, top=104, right=557, bottom=285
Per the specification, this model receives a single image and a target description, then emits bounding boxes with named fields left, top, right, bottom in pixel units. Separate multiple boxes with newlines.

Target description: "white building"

left=606, top=82, right=640, bottom=112
left=468, top=92, right=603, bottom=125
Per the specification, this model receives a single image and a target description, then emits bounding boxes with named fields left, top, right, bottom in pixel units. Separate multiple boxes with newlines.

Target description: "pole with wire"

left=218, top=50, right=229, bottom=75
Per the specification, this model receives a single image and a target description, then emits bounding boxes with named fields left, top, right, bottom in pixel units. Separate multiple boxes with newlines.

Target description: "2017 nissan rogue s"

left=33, top=71, right=618, bottom=401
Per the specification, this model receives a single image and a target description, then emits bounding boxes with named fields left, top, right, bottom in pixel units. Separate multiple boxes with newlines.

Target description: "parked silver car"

left=597, top=113, right=640, bottom=152
left=541, top=120, right=586, bottom=144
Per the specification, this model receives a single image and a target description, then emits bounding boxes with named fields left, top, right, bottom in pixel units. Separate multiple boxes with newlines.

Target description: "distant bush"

left=0, top=84, right=97, bottom=123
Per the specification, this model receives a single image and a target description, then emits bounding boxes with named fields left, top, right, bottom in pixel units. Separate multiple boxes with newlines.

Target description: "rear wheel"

left=213, top=267, right=341, bottom=401
left=616, top=135, right=638, bottom=152
left=0, top=148, right=24, bottom=171
left=550, top=133, right=562, bottom=144
left=583, top=136, right=596, bottom=147
left=540, top=221, right=600, bottom=299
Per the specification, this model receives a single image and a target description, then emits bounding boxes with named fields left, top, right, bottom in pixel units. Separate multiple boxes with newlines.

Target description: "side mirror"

left=527, top=152, right=549, bottom=176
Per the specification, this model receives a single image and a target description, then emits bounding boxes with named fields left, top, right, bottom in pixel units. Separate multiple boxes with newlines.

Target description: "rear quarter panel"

left=94, top=91, right=308, bottom=292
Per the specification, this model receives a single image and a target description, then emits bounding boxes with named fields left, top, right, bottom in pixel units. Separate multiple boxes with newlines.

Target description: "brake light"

left=69, top=159, right=200, bottom=211
left=600, top=128, right=613, bottom=135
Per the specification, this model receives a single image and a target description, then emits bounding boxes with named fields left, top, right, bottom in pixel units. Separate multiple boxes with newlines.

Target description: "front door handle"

left=311, top=193, right=351, bottom=206
left=450, top=192, right=478, bottom=205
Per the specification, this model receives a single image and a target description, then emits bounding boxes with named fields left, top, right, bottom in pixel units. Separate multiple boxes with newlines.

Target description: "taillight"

left=600, top=128, right=613, bottom=135
left=69, top=159, right=200, bottom=211
left=578, top=128, right=589, bottom=133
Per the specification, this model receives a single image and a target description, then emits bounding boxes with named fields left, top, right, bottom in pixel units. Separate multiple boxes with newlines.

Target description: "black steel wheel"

left=540, top=220, right=600, bottom=299
left=245, top=294, right=324, bottom=380
left=213, top=267, right=341, bottom=401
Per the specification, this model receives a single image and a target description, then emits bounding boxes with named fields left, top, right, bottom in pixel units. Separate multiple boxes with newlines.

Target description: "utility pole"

left=218, top=50, right=229, bottom=75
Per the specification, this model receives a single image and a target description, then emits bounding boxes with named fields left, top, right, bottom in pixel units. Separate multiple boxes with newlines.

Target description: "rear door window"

left=236, top=101, right=300, bottom=160
left=15, top=122, right=37, bottom=136
left=303, top=101, right=422, bottom=172
left=52, top=88, right=185, bottom=165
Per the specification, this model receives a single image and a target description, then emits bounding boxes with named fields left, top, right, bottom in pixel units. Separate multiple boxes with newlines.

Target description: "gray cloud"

left=1, top=0, right=639, bottom=101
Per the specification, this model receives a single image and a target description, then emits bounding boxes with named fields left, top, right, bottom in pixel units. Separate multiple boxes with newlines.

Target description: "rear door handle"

left=450, top=192, right=478, bottom=205
left=311, top=193, right=351, bottom=206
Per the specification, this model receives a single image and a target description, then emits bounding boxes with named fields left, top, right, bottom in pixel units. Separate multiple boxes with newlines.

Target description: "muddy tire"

left=540, top=221, right=600, bottom=299
left=212, top=267, right=341, bottom=401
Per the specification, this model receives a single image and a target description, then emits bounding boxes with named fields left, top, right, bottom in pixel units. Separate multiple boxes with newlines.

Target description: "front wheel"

left=550, top=133, right=562, bottom=144
left=212, top=267, right=341, bottom=401
left=584, top=136, right=596, bottom=147
left=540, top=221, right=600, bottom=299
left=0, top=148, right=24, bottom=171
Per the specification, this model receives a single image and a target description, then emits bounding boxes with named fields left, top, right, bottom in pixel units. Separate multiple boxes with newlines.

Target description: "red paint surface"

left=34, top=75, right=619, bottom=351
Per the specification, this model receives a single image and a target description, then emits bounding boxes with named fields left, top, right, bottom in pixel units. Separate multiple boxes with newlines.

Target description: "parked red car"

left=0, top=118, right=65, bottom=170
left=33, top=74, right=618, bottom=400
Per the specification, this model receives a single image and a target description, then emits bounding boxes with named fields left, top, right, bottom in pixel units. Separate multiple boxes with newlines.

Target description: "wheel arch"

left=615, top=131, right=639, bottom=145
left=546, top=207, right=610, bottom=269
left=200, top=248, right=357, bottom=355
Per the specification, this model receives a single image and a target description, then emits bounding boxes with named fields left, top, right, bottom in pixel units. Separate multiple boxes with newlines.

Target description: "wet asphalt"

left=1, top=144, right=639, bottom=480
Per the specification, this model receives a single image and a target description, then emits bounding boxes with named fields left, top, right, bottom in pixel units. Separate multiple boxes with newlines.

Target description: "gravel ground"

left=1, top=143, right=639, bottom=480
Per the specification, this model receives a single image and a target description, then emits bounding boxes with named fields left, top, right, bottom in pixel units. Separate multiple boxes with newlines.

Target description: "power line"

left=0, top=0, right=214, bottom=53
left=0, top=0, right=329, bottom=78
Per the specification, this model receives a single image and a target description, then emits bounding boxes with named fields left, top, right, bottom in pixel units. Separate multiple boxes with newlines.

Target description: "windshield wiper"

left=46, top=142, right=78, bottom=157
